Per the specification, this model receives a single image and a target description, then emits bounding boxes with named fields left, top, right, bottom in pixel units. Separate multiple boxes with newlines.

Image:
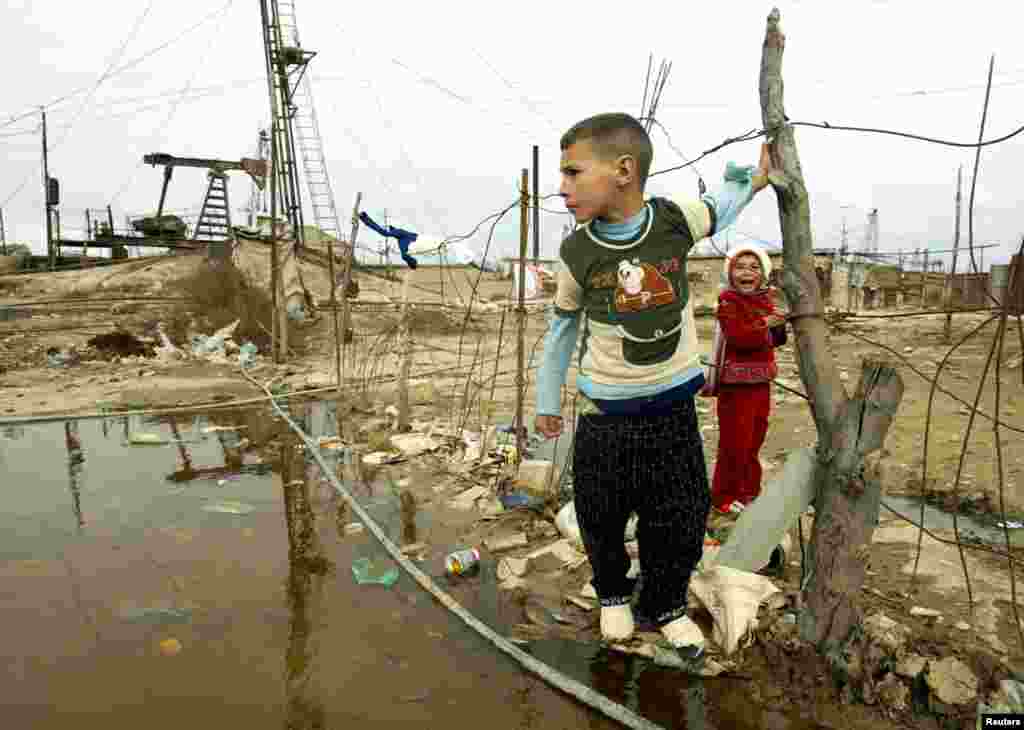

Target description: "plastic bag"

left=689, top=564, right=780, bottom=656
left=238, top=342, right=258, bottom=368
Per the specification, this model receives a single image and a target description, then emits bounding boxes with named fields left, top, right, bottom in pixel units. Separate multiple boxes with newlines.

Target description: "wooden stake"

left=327, top=231, right=342, bottom=399
left=943, top=165, right=963, bottom=342
left=515, top=168, right=529, bottom=466
left=396, top=271, right=412, bottom=432
left=269, top=120, right=281, bottom=364
left=339, top=192, right=363, bottom=390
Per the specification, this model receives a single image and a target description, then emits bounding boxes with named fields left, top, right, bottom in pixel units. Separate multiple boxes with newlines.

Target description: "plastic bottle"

left=445, top=548, right=481, bottom=577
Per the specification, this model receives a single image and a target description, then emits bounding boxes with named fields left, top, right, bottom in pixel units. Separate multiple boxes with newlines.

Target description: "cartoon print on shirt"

left=614, top=258, right=677, bottom=313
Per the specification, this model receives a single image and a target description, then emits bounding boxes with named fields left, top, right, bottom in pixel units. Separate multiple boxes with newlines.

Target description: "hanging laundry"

left=358, top=211, right=420, bottom=269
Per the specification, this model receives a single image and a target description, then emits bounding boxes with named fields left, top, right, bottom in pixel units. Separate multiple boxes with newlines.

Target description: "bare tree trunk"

left=758, top=8, right=906, bottom=658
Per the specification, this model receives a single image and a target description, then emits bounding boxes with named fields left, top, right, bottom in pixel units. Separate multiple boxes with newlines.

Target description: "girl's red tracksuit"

left=710, top=287, right=787, bottom=512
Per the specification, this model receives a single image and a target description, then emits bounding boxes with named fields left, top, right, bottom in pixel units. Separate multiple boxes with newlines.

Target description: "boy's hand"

left=764, top=314, right=787, bottom=328
left=535, top=415, right=563, bottom=439
left=751, top=143, right=777, bottom=192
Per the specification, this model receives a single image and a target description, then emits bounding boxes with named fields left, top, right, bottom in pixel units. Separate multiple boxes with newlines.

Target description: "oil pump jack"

left=137, top=152, right=268, bottom=258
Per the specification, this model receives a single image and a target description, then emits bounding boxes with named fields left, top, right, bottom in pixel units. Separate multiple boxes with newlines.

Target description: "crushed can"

left=445, top=548, right=481, bottom=577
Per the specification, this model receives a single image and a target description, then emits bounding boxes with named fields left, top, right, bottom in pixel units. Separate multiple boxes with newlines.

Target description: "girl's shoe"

left=600, top=604, right=635, bottom=642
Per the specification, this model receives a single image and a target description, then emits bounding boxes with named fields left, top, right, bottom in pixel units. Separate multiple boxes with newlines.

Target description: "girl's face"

left=731, top=254, right=763, bottom=294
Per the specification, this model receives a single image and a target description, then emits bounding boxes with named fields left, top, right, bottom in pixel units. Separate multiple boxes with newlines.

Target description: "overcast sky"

left=2, top=0, right=1022, bottom=271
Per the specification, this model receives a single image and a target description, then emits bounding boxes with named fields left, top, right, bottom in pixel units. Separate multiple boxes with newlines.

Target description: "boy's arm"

left=671, top=143, right=773, bottom=242
left=535, top=266, right=584, bottom=417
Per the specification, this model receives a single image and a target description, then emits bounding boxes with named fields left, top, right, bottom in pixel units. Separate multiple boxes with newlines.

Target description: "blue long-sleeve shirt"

left=535, top=165, right=758, bottom=417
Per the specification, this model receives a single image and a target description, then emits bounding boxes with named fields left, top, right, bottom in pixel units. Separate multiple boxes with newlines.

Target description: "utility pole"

left=54, top=209, right=62, bottom=263
left=532, top=145, right=540, bottom=265
left=515, top=168, right=529, bottom=467
left=42, top=109, right=54, bottom=271
left=84, top=210, right=91, bottom=267
left=0, top=207, right=6, bottom=256
left=922, top=248, right=930, bottom=306
left=943, top=166, right=963, bottom=341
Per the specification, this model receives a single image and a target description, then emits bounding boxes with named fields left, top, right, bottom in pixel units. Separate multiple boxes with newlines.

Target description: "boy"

left=535, top=113, right=773, bottom=653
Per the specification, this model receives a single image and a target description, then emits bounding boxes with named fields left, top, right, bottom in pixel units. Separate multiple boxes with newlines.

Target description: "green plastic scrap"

left=129, top=432, right=169, bottom=445
left=351, top=557, right=400, bottom=588
left=120, top=606, right=193, bottom=625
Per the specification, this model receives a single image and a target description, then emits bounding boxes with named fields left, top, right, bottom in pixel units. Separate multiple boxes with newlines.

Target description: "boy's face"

left=731, top=253, right=763, bottom=294
left=559, top=140, right=625, bottom=223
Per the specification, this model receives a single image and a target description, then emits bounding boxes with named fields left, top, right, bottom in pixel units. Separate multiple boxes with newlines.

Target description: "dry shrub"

left=163, top=260, right=306, bottom=355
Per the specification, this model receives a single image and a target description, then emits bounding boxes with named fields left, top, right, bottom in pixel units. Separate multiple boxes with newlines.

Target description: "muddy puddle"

left=0, top=400, right=884, bottom=729
left=883, top=494, right=1024, bottom=547
left=0, top=306, right=32, bottom=322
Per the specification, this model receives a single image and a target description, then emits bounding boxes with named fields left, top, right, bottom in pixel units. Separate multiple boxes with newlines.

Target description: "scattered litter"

left=864, top=612, right=912, bottom=655
left=484, top=532, right=529, bottom=552
left=390, top=433, right=441, bottom=457
left=449, top=485, right=488, bottom=510
left=909, top=606, right=942, bottom=619
left=362, top=451, right=404, bottom=466
left=688, top=565, right=781, bottom=656
left=499, top=492, right=541, bottom=510
left=954, top=621, right=970, bottom=631
left=895, top=654, right=926, bottom=679
left=555, top=502, right=584, bottom=550
left=158, top=638, right=183, bottom=656
left=344, top=523, right=365, bottom=536
left=496, top=557, right=530, bottom=582
left=477, top=497, right=505, bottom=518
left=527, top=538, right=586, bottom=568
left=216, top=479, right=227, bottom=487
left=444, top=548, right=481, bottom=577
left=46, top=347, right=80, bottom=368
left=238, top=342, right=258, bottom=369
left=351, top=557, right=400, bottom=587
left=129, top=432, right=168, bottom=445
left=119, top=606, right=193, bottom=625
left=202, top=425, right=247, bottom=434
left=399, top=692, right=430, bottom=704
left=925, top=656, right=978, bottom=707
left=996, top=520, right=1024, bottom=529
left=399, top=542, right=428, bottom=556
left=565, top=595, right=595, bottom=612
left=462, top=430, right=482, bottom=462
left=517, top=459, right=556, bottom=497
left=191, top=319, right=240, bottom=359
left=202, top=500, right=255, bottom=515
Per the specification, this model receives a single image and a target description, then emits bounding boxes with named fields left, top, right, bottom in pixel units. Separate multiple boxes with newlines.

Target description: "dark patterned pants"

left=573, top=397, right=711, bottom=626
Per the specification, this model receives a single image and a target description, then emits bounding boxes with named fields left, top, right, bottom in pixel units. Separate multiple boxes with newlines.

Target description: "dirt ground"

left=2, top=250, right=1024, bottom=727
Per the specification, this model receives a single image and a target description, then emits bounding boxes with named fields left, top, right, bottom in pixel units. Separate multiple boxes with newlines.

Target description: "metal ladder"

left=193, top=172, right=233, bottom=259
left=273, top=0, right=345, bottom=250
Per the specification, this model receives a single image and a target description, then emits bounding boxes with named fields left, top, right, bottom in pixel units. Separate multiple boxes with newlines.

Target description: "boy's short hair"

left=560, top=113, right=653, bottom=189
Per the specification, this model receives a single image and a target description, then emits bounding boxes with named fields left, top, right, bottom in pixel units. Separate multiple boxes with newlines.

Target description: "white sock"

left=661, top=614, right=705, bottom=653
left=600, top=604, right=635, bottom=642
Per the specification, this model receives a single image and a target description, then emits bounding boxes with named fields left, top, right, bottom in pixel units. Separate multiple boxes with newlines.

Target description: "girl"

left=703, top=244, right=787, bottom=533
